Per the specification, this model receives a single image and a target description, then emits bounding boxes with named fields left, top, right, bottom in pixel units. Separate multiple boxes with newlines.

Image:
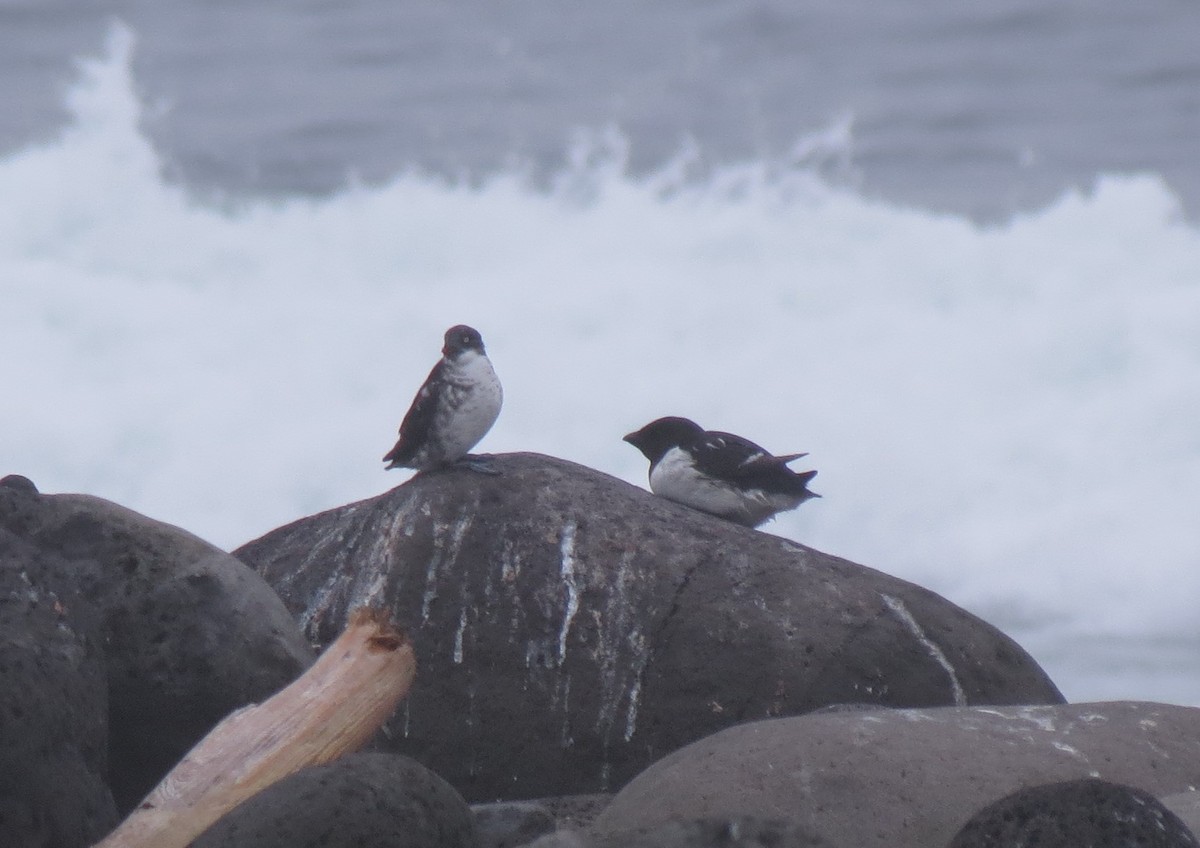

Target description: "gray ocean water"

left=3, top=0, right=1199, bottom=220
left=2, top=1, right=1199, bottom=708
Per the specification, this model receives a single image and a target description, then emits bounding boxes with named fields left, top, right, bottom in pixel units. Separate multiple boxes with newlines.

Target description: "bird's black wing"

left=383, top=360, right=445, bottom=465
left=695, top=430, right=817, bottom=495
left=689, top=430, right=771, bottom=479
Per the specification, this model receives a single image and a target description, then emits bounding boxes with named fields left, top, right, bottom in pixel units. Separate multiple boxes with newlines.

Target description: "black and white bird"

left=383, top=324, right=503, bottom=474
left=623, top=416, right=819, bottom=527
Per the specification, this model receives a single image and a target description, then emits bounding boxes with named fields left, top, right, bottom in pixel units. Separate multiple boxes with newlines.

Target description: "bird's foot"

left=453, top=454, right=501, bottom=475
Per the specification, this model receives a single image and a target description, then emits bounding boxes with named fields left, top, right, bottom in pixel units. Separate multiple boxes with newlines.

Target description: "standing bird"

left=623, top=416, right=819, bottom=527
left=383, top=325, right=503, bottom=474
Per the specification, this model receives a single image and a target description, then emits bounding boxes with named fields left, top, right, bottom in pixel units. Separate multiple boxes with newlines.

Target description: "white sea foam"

left=2, top=26, right=1198, bottom=705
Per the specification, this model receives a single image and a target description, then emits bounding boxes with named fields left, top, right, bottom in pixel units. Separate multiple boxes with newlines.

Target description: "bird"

left=383, top=324, right=503, bottom=474
left=623, top=416, right=819, bottom=527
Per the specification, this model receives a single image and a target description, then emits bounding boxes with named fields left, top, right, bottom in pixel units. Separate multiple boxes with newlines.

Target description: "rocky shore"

left=2, top=455, right=1197, bottom=847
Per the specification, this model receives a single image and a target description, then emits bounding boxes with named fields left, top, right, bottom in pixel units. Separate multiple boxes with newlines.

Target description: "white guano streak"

left=880, top=593, right=967, bottom=706
left=624, top=670, right=644, bottom=743
left=421, top=512, right=473, bottom=622
left=558, top=520, right=580, bottom=666
left=453, top=606, right=468, bottom=664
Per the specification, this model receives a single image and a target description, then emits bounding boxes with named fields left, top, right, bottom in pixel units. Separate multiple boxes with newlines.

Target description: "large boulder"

left=1164, top=791, right=1200, bottom=842
left=0, top=476, right=314, bottom=812
left=535, top=817, right=836, bottom=848
left=236, top=453, right=1062, bottom=801
left=590, top=701, right=1200, bottom=848
left=0, top=494, right=117, bottom=848
left=191, top=753, right=478, bottom=848
left=947, top=778, right=1198, bottom=848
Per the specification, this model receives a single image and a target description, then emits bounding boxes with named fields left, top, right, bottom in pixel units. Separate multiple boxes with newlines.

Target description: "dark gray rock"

left=0, top=480, right=314, bottom=813
left=1, top=473, right=38, bottom=496
left=1162, top=791, right=1200, bottom=843
left=591, top=701, right=1200, bottom=848
left=478, top=794, right=611, bottom=848
left=538, top=794, right=613, bottom=831
left=525, top=833, right=588, bottom=848
left=528, top=818, right=835, bottom=848
left=596, top=818, right=834, bottom=848
left=192, top=752, right=479, bottom=848
left=948, top=778, right=1199, bottom=848
left=472, top=801, right=556, bottom=848
left=235, top=452, right=1062, bottom=801
left=0, top=522, right=117, bottom=848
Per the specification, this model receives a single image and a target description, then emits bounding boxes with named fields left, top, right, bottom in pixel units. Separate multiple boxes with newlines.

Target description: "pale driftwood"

left=95, top=607, right=416, bottom=848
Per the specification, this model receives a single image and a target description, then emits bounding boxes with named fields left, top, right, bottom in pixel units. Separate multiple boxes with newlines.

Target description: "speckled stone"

left=591, top=701, right=1200, bottom=848
left=527, top=818, right=835, bottom=848
left=0, top=508, right=116, bottom=848
left=472, top=801, right=556, bottom=848
left=192, top=753, right=479, bottom=848
left=1162, top=791, right=1200, bottom=843
left=948, top=778, right=1199, bottom=847
left=0, top=480, right=314, bottom=812
left=235, top=452, right=1063, bottom=801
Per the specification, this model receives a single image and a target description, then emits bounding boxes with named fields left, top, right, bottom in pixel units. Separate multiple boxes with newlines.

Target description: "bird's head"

left=623, top=416, right=704, bottom=463
left=442, top=325, right=486, bottom=358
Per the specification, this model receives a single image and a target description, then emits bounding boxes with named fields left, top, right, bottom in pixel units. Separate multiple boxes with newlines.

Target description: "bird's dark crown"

left=623, top=416, right=704, bottom=463
left=442, top=325, right=486, bottom=357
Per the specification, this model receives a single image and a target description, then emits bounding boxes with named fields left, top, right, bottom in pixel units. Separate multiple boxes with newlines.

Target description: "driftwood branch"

left=95, top=607, right=416, bottom=848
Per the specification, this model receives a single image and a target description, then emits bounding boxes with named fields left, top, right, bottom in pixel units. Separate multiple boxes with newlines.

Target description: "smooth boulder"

left=0, top=476, right=314, bottom=812
left=947, top=778, right=1198, bottom=847
left=591, top=701, right=1200, bottom=848
left=191, top=752, right=478, bottom=848
left=531, top=817, right=836, bottom=848
left=236, top=453, right=1062, bottom=801
left=472, top=801, right=557, bottom=848
left=0, top=487, right=117, bottom=848
left=1163, top=792, right=1200, bottom=843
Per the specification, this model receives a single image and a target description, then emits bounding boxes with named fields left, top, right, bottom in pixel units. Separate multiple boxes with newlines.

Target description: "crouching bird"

left=624, top=416, right=819, bottom=527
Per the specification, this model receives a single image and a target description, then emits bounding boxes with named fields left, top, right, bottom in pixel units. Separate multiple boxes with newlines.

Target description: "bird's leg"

left=452, top=454, right=501, bottom=475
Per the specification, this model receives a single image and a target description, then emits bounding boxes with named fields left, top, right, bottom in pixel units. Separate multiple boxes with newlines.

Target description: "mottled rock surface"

left=472, top=801, right=557, bottom=848
left=947, top=778, right=1199, bottom=848
left=0, top=485, right=117, bottom=848
left=192, top=753, right=479, bottom=848
left=236, top=452, right=1062, bottom=801
left=538, top=794, right=613, bottom=831
left=532, top=818, right=836, bottom=848
left=0, top=477, right=314, bottom=812
left=591, top=701, right=1200, bottom=848
left=1163, top=791, right=1200, bottom=843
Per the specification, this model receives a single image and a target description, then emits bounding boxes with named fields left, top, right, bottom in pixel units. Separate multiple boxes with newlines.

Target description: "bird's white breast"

left=435, top=350, right=503, bottom=461
left=649, top=447, right=798, bottom=526
left=650, top=448, right=750, bottom=517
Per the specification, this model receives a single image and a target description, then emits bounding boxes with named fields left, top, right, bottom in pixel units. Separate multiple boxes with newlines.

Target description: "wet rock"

left=236, top=452, right=1062, bottom=801
left=947, top=778, right=1199, bottom=847
left=0, top=525, right=116, bottom=848
left=192, top=752, right=478, bottom=848
left=472, top=801, right=556, bottom=848
left=0, top=481, right=314, bottom=812
left=590, top=701, right=1200, bottom=848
